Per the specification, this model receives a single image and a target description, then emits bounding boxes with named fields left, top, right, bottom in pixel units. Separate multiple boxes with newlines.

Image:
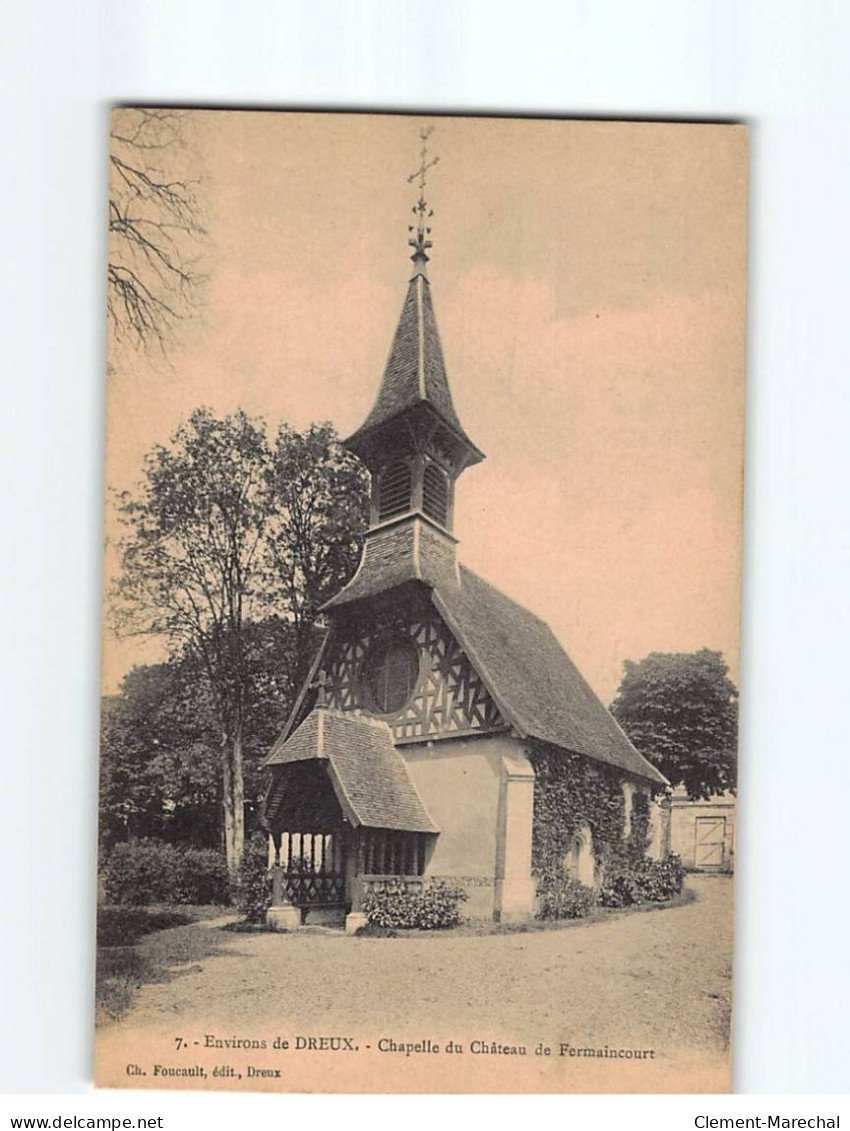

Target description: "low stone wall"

left=430, top=874, right=495, bottom=920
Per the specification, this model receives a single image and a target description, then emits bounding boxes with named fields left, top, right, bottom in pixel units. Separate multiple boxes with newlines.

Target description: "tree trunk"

left=231, top=723, right=245, bottom=869
left=221, top=739, right=237, bottom=880
left=221, top=727, right=246, bottom=880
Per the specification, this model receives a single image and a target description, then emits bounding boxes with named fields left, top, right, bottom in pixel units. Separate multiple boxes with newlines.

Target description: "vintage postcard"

left=96, top=109, right=746, bottom=1093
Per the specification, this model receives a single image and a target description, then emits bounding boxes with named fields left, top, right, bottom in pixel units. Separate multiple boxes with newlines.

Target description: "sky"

left=103, top=111, right=747, bottom=703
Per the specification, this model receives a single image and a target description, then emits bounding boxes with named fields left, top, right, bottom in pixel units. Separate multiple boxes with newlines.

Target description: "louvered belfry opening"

left=422, top=462, right=449, bottom=526
left=378, top=459, right=413, bottom=521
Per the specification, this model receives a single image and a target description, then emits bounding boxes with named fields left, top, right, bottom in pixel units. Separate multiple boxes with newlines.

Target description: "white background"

left=2, top=0, right=849, bottom=1114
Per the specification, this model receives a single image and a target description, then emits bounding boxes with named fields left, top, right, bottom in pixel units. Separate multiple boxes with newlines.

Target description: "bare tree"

left=108, top=108, right=206, bottom=352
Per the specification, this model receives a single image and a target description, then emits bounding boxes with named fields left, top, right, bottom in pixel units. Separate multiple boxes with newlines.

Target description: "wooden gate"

left=694, top=816, right=726, bottom=869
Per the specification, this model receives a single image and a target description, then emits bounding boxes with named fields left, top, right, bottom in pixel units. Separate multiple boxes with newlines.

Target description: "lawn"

left=96, top=904, right=233, bottom=1024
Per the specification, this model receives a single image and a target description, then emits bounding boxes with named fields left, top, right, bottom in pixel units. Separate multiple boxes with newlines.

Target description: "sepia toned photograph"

left=95, top=109, right=746, bottom=1094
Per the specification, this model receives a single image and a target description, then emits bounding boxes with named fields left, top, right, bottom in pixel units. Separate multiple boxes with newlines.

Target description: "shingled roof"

left=264, top=708, right=439, bottom=834
left=322, top=519, right=460, bottom=610
left=434, top=567, right=667, bottom=784
left=320, top=543, right=666, bottom=784
left=344, top=273, right=483, bottom=462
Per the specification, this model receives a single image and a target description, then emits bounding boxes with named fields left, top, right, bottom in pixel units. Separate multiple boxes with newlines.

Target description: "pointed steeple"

left=345, top=125, right=483, bottom=472
left=344, top=271, right=484, bottom=466
left=324, top=128, right=483, bottom=613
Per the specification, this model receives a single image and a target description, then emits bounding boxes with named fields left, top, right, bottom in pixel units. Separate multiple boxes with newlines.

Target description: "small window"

left=378, top=460, right=412, bottom=521
left=361, top=637, right=420, bottom=715
left=422, top=463, right=449, bottom=526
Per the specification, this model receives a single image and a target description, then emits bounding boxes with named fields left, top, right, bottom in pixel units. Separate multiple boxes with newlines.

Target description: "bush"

left=233, top=832, right=273, bottom=924
left=536, top=877, right=597, bottom=920
left=103, top=839, right=230, bottom=906
left=598, top=853, right=684, bottom=908
left=417, top=880, right=469, bottom=929
left=97, top=906, right=192, bottom=947
left=363, top=879, right=468, bottom=930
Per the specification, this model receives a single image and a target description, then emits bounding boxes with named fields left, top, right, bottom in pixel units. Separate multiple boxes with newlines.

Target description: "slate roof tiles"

left=344, top=274, right=482, bottom=459
left=265, top=708, right=439, bottom=834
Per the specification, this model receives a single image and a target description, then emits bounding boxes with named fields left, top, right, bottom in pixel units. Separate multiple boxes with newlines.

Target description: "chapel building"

left=262, top=178, right=667, bottom=931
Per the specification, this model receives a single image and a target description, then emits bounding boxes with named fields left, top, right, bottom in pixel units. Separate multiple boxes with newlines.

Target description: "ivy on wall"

left=527, top=741, right=626, bottom=888
left=528, top=741, right=662, bottom=887
left=628, top=788, right=651, bottom=857
left=528, top=742, right=683, bottom=916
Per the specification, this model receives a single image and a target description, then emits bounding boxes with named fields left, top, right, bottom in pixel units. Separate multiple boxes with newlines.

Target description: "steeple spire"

left=407, top=125, right=438, bottom=277
left=325, top=126, right=484, bottom=612
left=345, top=124, right=482, bottom=473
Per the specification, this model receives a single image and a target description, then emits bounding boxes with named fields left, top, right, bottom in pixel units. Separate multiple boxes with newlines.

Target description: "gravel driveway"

left=97, top=875, right=733, bottom=1092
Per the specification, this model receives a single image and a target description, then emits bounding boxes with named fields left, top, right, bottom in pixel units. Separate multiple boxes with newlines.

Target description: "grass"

left=96, top=903, right=233, bottom=1025
left=487, top=884, right=698, bottom=935
left=222, top=918, right=288, bottom=933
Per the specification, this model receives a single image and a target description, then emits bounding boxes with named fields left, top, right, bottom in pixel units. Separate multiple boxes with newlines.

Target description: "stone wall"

left=669, top=788, right=735, bottom=871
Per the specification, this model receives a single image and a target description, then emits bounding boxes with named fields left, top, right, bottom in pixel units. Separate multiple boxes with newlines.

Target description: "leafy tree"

left=108, top=108, right=206, bottom=352
left=99, top=661, right=220, bottom=850
left=99, top=619, right=298, bottom=853
left=111, top=408, right=273, bottom=875
left=610, top=649, right=738, bottom=801
left=264, top=421, right=369, bottom=700
left=109, top=411, right=369, bottom=870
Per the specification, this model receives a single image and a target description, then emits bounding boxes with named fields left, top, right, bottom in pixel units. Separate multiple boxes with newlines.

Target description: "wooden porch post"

left=267, top=838, right=302, bottom=931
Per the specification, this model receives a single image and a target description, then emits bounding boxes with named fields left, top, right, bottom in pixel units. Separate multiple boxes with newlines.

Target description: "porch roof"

left=264, top=708, right=439, bottom=835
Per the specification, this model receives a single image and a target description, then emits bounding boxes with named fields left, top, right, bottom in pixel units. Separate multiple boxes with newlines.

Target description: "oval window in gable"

left=361, top=636, right=421, bottom=715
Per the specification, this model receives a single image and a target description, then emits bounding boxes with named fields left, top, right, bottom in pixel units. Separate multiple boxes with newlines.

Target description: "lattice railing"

left=273, top=868, right=345, bottom=908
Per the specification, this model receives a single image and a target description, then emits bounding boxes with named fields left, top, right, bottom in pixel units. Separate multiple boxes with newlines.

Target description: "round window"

left=361, top=636, right=421, bottom=715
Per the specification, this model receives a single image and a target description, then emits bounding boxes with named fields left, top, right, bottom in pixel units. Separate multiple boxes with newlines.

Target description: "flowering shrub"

left=598, top=853, right=684, bottom=908
left=363, top=879, right=468, bottom=930
left=233, top=832, right=273, bottom=923
left=417, top=880, right=468, bottom=929
left=536, top=877, right=597, bottom=920
left=103, top=839, right=230, bottom=906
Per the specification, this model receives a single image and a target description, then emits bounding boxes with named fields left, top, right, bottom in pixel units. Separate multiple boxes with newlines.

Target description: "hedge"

left=598, top=853, right=685, bottom=908
left=537, top=877, right=598, bottom=920
left=103, top=838, right=230, bottom=906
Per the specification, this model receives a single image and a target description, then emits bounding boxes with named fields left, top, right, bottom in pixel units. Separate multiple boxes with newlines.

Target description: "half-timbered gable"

left=320, top=600, right=506, bottom=743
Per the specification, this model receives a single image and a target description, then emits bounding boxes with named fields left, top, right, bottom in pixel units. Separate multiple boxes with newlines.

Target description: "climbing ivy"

left=527, top=741, right=626, bottom=889
left=528, top=742, right=681, bottom=917
left=628, top=788, right=651, bottom=857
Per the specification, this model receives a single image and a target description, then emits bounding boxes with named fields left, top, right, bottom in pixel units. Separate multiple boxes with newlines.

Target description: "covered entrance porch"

left=262, top=707, right=439, bottom=932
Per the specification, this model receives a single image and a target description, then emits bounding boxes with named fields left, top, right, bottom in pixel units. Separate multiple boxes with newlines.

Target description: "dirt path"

left=103, top=876, right=731, bottom=1052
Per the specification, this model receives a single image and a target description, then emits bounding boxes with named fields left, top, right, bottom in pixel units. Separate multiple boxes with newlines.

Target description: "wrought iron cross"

left=408, top=125, right=439, bottom=197
left=407, top=125, right=438, bottom=267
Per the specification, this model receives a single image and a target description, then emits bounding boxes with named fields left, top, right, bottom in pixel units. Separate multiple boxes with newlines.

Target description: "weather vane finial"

left=407, top=125, right=438, bottom=275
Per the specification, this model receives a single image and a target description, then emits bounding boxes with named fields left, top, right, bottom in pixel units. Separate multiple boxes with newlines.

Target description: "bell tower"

left=324, top=127, right=484, bottom=612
